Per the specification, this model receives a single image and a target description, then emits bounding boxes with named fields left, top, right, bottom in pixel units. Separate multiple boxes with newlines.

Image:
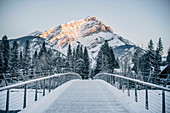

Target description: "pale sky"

left=0, top=0, right=170, bottom=55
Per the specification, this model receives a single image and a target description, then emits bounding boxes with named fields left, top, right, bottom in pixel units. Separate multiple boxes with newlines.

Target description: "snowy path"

left=20, top=80, right=151, bottom=113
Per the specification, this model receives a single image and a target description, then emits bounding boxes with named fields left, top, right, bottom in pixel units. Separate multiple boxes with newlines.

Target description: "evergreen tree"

left=95, top=40, right=116, bottom=74
left=38, top=42, right=48, bottom=72
left=108, top=46, right=115, bottom=73
left=167, top=47, right=170, bottom=65
left=19, top=51, right=23, bottom=69
left=132, top=48, right=141, bottom=74
left=9, top=41, right=19, bottom=81
left=66, top=44, right=73, bottom=69
left=0, top=42, right=4, bottom=75
left=23, top=40, right=30, bottom=70
left=79, top=46, right=83, bottom=59
left=76, top=58, right=86, bottom=79
left=1, top=35, right=10, bottom=73
left=32, top=50, right=38, bottom=70
left=148, top=39, right=154, bottom=51
left=72, top=49, right=76, bottom=72
left=84, top=47, right=90, bottom=78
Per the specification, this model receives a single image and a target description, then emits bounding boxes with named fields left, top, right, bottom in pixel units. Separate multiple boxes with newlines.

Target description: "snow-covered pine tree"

left=19, top=51, right=23, bottom=69
left=95, top=40, right=116, bottom=74
left=1, top=35, right=10, bottom=73
left=132, top=48, right=141, bottom=75
left=23, top=40, right=31, bottom=70
left=108, top=46, right=115, bottom=73
left=72, top=49, right=76, bottom=72
left=83, top=47, right=90, bottom=78
left=38, top=42, right=48, bottom=74
left=47, top=48, right=54, bottom=73
left=153, top=38, right=163, bottom=84
left=67, top=44, right=73, bottom=70
left=9, top=41, right=20, bottom=81
left=167, top=47, right=170, bottom=65
left=23, top=40, right=31, bottom=79
left=76, top=58, right=86, bottom=79
left=0, top=42, right=4, bottom=75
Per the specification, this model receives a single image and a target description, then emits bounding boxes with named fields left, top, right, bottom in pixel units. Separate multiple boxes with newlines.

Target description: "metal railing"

left=0, top=72, right=81, bottom=112
left=94, top=73, right=170, bottom=113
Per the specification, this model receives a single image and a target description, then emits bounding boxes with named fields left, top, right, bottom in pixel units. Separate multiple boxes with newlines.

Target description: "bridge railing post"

left=122, top=79, right=124, bottom=92
left=135, top=82, right=138, bottom=102
left=49, top=78, right=51, bottom=92
left=145, top=85, right=149, bottom=110
left=162, top=90, right=165, bottom=113
left=23, top=84, right=27, bottom=108
left=43, top=79, right=45, bottom=96
left=2, top=73, right=10, bottom=112
left=35, top=81, right=38, bottom=101
left=127, top=80, right=130, bottom=96
left=53, top=78, right=56, bottom=90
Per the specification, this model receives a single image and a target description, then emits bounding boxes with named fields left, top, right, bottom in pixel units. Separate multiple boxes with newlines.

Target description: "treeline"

left=0, top=35, right=66, bottom=83
left=94, top=40, right=119, bottom=75
left=132, top=38, right=170, bottom=84
left=65, top=44, right=90, bottom=79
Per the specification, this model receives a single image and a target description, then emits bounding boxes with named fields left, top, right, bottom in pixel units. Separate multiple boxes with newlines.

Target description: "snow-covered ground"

left=123, top=89, right=170, bottom=113
left=19, top=80, right=151, bottom=113
left=0, top=89, right=48, bottom=111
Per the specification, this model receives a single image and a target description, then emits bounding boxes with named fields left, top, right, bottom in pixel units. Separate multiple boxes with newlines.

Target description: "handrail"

left=94, top=73, right=170, bottom=92
left=0, top=72, right=81, bottom=91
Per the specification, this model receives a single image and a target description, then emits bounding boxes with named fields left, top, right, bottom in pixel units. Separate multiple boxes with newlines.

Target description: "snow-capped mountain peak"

left=26, top=16, right=136, bottom=67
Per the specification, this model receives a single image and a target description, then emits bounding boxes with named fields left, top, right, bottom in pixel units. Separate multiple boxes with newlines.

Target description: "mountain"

left=3, top=16, right=137, bottom=68
left=8, top=36, right=64, bottom=57
left=28, top=16, right=136, bottom=66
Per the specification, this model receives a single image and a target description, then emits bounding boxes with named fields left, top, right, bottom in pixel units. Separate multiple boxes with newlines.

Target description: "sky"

left=0, top=0, right=170, bottom=55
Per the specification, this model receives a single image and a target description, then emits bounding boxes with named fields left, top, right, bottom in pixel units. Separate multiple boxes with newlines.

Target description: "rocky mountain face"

left=34, top=16, right=135, bottom=62
left=7, top=16, right=137, bottom=67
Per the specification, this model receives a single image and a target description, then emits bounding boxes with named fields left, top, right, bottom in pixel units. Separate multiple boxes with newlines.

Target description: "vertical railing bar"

left=49, top=78, right=51, bottom=92
left=35, top=81, right=38, bottom=101
left=43, top=79, right=45, bottom=96
left=23, top=84, right=27, bottom=108
left=127, top=80, right=130, bottom=96
left=145, top=85, right=149, bottom=110
left=135, top=82, right=138, bottom=102
left=6, top=89, right=9, bottom=112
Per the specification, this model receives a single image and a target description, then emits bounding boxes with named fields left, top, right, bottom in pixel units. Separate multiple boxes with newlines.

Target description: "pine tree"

left=9, top=41, right=19, bottom=81
left=32, top=50, right=38, bottom=70
left=76, top=58, right=86, bottom=79
left=23, top=40, right=30, bottom=70
left=67, top=44, right=73, bottom=69
left=72, top=49, right=76, bottom=72
left=1, top=35, right=10, bottom=73
left=39, top=42, right=48, bottom=72
left=84, top=47, right=90, bottom=78
left=148, top=39, right=154, bottom=51
left=167, top=47, right=170, bottom=65
left=95, top=40, right=116, bottom=74
left=19, top=51, right=23, bottom=69
left=0, top=42, right=4, bottom=75
left=108, top=46, right=115, bottom=73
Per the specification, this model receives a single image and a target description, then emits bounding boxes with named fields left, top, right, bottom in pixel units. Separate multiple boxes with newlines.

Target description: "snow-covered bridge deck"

left=20, top=80, right=150, bottom=113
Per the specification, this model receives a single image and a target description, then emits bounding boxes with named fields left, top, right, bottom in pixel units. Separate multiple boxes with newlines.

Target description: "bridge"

left=0, top=72, right=170, bottom=113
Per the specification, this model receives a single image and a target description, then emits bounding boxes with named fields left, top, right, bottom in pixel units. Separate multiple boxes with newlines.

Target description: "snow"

left=160, top=65, right=167, bottom=72
left=19, top=79, right=76, bottom=113
left=19, top=80, right=151, bottom=113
